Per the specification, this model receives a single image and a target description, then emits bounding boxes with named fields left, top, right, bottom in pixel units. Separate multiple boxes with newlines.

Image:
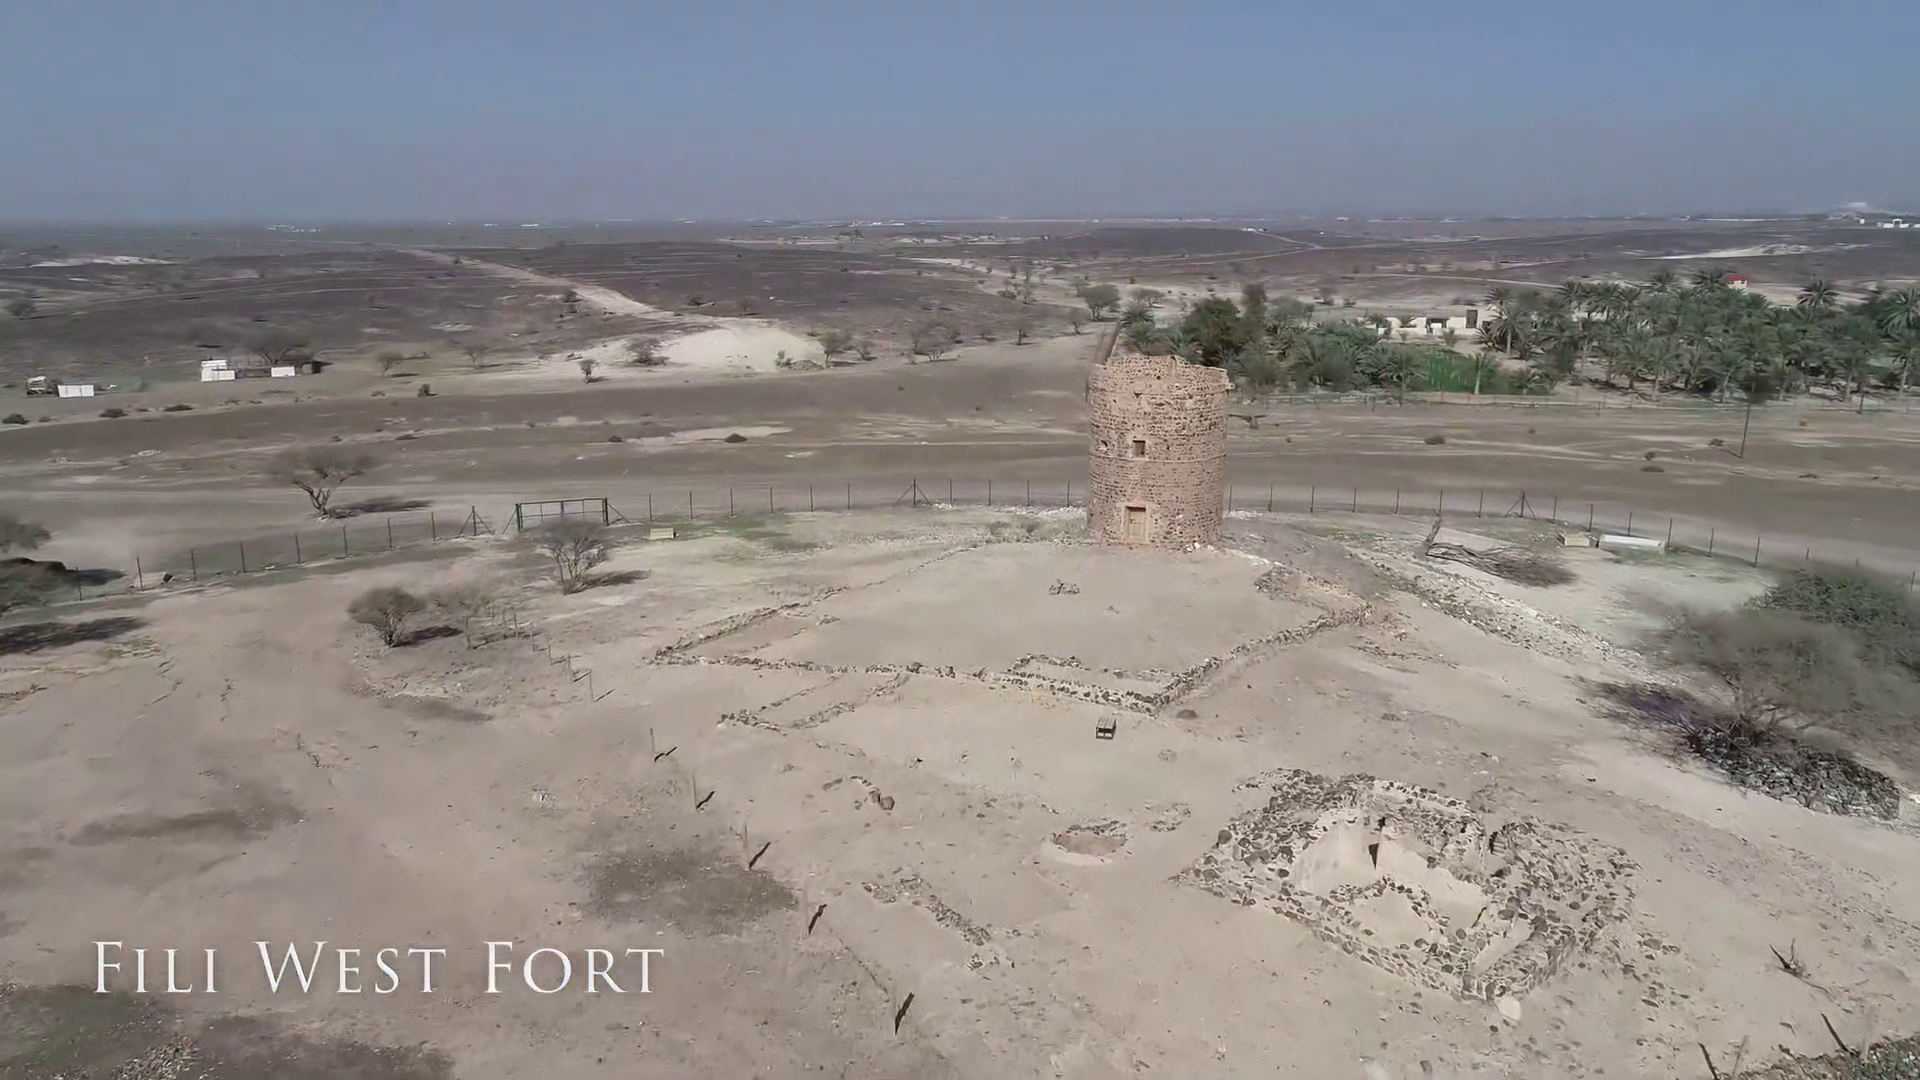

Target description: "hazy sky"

left=5, top=1, right=1917, bottom=221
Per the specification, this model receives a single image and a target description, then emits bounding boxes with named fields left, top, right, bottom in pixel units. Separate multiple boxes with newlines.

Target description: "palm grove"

left=1097, top=271, right=1920, bottom=405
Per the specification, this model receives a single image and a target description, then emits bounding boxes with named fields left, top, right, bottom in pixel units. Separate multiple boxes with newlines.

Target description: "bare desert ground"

left=2, top=505, right=1917, bottom=1078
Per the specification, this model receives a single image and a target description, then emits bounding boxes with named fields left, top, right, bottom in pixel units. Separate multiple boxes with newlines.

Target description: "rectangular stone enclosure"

left=1178, top=769, right=1636, bottom=1002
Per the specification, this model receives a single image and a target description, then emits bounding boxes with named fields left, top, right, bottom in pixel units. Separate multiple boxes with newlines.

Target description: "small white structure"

left=56, top=383, right=97, bottom=398
left=270, top=366, right=297, bottom=378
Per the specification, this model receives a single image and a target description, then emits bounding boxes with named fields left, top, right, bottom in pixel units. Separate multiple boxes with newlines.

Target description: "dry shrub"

left=349, top=586, right=427, bottom=646
left=530, top=520, right=607, bottom=594
left=1479, top=546, right=1575, bottom=586
left=1422, top=433, right=1446, bottom=445
left=428, top=581, right=499, bottom=646
left=1659, top=607, right=1913, bottom=738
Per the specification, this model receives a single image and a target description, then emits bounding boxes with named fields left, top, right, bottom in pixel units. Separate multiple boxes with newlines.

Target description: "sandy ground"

left=1, top=507, right=1915, bottom=1078
left=661, top=325, right=826, bottom=373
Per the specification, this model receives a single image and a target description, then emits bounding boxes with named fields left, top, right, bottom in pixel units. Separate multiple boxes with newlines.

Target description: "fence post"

left=342, top=524, right=349, bottom=557
left=1065, top=480, right=1072, bottom=505
left=430, top=512, right=437, bottom=542
left=1668, top=519, right=1674, bottom=547
left=1708, top=528, right=1715, bottom=556
left=809, top=484, right=815, bottom=512
left=1588, top=504, right=1595, bottom=533
left=729, top=489, right=735, bottom=517
left=387, top=518, right=394, bottom=550
left=1550, top=495, right=1558, bottom=524
left=1268, top=484, right=1275, bottom=512
left=768, top=486, right=775, bottom=514
left=846, top=482, right=851, bottom=510
left=136, top=556, right=144, bottom=591
left=190, top=548, right=198, bottom=581
left=1351, top=487, right=1358, bottom=513
left=648, top=494, right=654, bottom=522
left=1753, top=536, right=1761, bottom=567
left=239, top=540, right=248, bottom=574
left=1477, top=489, right=1485, bottom=517
left=1393, top=489, right=1400, bottom=514
left=1625, top=511, right=1633, bottom=537
left=1026, top=480, right=1032, bottom=507
left=948, top=477, right=954, bottom=504
left=294, top=533, right=303, bottom=563
left=986, top=480, right=992, bottom=507
left=1309, top=486, right=1315, bottom=513
left=1227, top=484, right=1234, bottom=511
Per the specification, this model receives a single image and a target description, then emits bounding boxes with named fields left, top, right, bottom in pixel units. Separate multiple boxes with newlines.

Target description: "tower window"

left=1131, top=439, right=1148, bottom=458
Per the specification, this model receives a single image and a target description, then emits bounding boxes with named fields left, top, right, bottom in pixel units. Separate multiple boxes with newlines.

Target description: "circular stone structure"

left=1086, top=351, right=1231, bottom=549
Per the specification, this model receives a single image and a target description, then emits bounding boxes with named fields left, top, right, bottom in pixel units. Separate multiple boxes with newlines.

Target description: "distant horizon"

left=3, top=207, right=1910, bottom=232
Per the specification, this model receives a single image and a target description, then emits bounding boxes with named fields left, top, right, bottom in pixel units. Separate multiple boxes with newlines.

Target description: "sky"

left=4, top=0, right=1917, bottom=222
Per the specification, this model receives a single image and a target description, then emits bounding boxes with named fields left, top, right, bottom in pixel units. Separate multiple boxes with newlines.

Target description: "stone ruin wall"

left=1086, top=349, right=1231, bottom=549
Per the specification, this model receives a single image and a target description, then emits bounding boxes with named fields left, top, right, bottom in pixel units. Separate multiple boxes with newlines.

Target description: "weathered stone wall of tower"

left=1086, top=351, right=1230, bottom=549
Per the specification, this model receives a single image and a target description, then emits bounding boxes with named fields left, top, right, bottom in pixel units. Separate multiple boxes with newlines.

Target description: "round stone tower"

left=1086, top=351, right=1230, bottom=549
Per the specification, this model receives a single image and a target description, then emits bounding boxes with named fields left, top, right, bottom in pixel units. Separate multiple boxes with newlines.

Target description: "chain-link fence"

left=117, top=505, right=495, bottom=595
left=51, top=476, right=1920, bottom=605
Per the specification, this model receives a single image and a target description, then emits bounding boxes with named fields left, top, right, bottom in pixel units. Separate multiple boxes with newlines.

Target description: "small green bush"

left=1, top=413, right=25, bottom=425
left=1759, top=569, right=1920, bottom=677
left=99, top=407, right=126, bottom=419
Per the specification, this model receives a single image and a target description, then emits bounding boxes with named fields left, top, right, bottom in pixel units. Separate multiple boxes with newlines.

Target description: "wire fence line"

left=51, top=475, right=1919, bottom=606
left=1232, top=389, right=1919, bottom=415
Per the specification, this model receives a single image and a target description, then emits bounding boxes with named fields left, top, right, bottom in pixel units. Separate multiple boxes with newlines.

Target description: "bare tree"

left=817, top=328, right=854, bottom=364
left=429, top=581, right=500, bottom=648
left=248, top=328, right=313, bottom=366
left=376, top=350, right=405, bottom=376
left=1128, top=286, right=1164, bottom=308
left=1015, top=319, right=1032, bottom=345
left=853, top=337, right=877, bottom=362
left=268, top=446, right=376, bottom=518
left=1080, top=283, right=1120, bottom=320
left=1067, top=310, right=1085, bottom=334
left=910, top=324, right=954, bottom=363
left=578, top=357, right=599, bottom=382
left=349, top=586, right=427, bottom=647
left=5, top=296, right=36, bottom=319
left=462, top=342, right=490, bottom=370
left=626, top=337, right=665, bottom=366
left=531, top=519, right=607, bottom=594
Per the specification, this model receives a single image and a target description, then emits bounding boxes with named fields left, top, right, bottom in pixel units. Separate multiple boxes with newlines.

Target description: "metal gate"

left=513, top=497, right=611, bottom=532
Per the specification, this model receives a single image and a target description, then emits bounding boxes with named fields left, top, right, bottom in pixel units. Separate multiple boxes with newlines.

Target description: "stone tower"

left=1086, top=349, right=1230, bottom=549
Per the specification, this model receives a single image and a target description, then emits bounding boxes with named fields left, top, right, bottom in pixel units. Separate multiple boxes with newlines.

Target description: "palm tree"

left=1796, top=277, right=1838, bottom=312
left=1889, top=337, right=1920, bottom=396
left=1647, top=268, right=1678, bottom=294
left=1691, top=266, right=1730, bottom=288
left=1377, top=344, right=1422, bottom=402
left=1460, top=350, right=1488, bottom=395
left=1874, top=288, right=1920, bottom=341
